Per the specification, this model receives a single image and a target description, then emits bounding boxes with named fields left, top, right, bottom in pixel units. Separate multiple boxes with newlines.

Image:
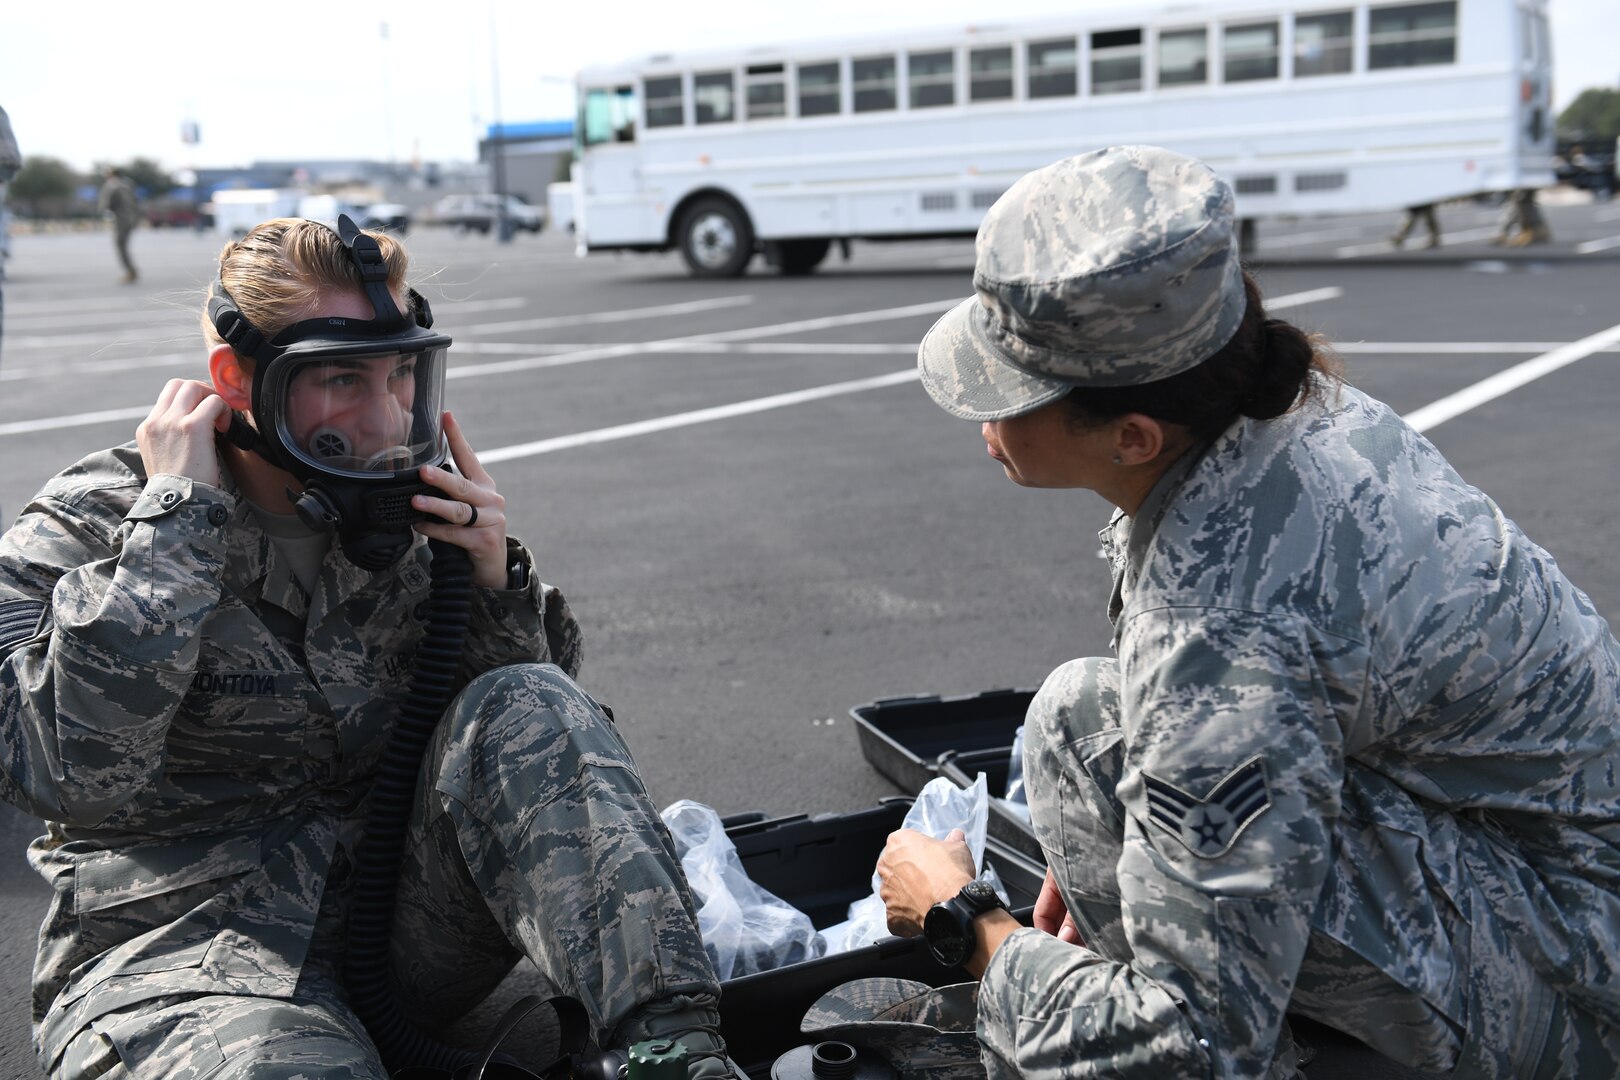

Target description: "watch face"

left=923, top=903, right=971, bottom=967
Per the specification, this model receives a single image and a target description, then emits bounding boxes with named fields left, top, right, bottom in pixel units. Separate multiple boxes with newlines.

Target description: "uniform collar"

left=217, top=458, right=423, bottom=620
left=1102, top=438, right=1213, bottom=633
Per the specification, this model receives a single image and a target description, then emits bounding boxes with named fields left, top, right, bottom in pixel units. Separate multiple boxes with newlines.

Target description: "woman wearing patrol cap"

left=876, top=146, right=1620, bottom=1078
left=0, top=218, right=740, bottom=1079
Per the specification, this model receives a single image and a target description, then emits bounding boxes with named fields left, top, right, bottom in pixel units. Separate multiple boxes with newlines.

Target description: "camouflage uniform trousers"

left=992, top=656, right=1620, bottom=1080
left=54, top=662, right=719, bottom=1079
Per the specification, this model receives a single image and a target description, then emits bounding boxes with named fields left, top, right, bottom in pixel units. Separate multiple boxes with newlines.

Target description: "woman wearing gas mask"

left=872, top=147, right=1620, bottom=1078
left=0, top=217, right=737, bottom=1079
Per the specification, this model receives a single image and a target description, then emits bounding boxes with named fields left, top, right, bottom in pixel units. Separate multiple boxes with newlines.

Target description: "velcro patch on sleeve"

left=1143, top=756, right=1272, bottom=858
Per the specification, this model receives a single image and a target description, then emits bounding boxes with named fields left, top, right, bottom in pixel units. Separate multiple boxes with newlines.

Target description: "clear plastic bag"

left=1001, top=724, right=1031, bottom=822
left=821, top=774, right=1008, bottom=954
left=660, top=799, right=825, bottom=979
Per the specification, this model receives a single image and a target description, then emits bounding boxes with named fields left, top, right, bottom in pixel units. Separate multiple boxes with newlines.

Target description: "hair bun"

left=1241, top=318, right=1316, bottom=419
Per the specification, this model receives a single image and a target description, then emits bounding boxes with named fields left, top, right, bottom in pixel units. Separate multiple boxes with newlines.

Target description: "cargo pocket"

left=91, top=1003, right=226, bottom=1079
left=1013, top=980, right=1209, bottom=1079
left=73, top=834, right=260, bottom=915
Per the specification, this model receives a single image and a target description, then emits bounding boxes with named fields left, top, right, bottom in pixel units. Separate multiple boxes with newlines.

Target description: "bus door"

left=1516, top=2, right=1554, bottom=168
left=579, top=85, right=642, bottom=241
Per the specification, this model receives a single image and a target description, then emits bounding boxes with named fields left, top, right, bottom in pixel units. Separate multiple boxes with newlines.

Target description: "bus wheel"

left=778, top=239, right=831, bottom=276
left=679, top=199, right=755, bottom=277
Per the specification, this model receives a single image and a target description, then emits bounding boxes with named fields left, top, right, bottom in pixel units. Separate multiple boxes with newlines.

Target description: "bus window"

left=644, top=76, right=684, bottom=129
left=747, top=64, right=787, bottom=120
left=797, top=61, right=842, bottom=116
left=853, top=55, right=898, bottom=112
left=969, top=46, right=1014, bottom=101
left=1158, top=28, right=1208, bottom=87
left=1090, top=30, right=1142, bottom=94
left=1294, top=11, right=1353, bottom=77
left=694, top=71, right=735, bottom=124
left=1027, top=38, right=1078, bottom=98
left=1368, top=1, right=1457, bottom=69
left=1224, top=21, right=1279, bottom=81
left=909, top=50, right=956, bottom=108
left=583, top=86, right=636, bottom=145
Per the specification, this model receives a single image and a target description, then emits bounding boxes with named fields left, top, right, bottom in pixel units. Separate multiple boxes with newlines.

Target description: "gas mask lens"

left=270, top=348, right=447, bottom=477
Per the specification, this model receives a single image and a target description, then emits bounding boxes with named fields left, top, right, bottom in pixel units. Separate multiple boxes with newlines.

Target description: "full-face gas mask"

left=208, top=214, right=453, bottom=570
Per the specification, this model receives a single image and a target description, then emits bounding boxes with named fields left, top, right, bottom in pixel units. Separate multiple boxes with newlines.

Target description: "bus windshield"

left=582, top=86, right=637, bottom=145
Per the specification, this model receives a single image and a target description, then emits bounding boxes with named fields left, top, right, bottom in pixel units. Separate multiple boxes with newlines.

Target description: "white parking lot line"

left=1265, top=287, right=1343, bottom=310
left=0, top=290, right=1346, bottom=438
left=1336, top=342, right=1620, bottom=354
left=479, top=371, right=922, bottom=463
left=0, top=406, right=150, bottom=438
left=1334, top=226, right=1500, bottom=258
left=1575, top=235, right=1620, bottom=255
left=1401, top=320, right=1620, bottom=433
left=447, top=299, right=962, bottom=378
left=458, top=295, right=754, bottom=335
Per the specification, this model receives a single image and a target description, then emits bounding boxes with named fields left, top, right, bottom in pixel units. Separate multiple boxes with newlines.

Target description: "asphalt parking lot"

left=0, top=195, right=1617, bottom=1073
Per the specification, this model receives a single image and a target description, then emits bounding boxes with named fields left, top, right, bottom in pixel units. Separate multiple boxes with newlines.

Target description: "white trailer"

left=208, top=189, right=303, bottom=238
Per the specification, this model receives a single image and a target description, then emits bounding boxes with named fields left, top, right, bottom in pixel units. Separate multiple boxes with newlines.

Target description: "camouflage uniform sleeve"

left=1113, top=605, right=1341, bottom=1077
left=980, top=606, right=1340, bottom=1080
left=458, top=536, right=583, bottom=681
left=0, top=473, right=234, bottom=825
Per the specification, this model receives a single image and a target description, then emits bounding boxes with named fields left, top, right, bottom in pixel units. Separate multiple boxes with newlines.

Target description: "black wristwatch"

left=923, top=879, right=1007, bottom=968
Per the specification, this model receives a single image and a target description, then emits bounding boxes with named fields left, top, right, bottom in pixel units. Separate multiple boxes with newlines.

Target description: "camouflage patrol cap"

left=917, top=145, right=1246, bottom=421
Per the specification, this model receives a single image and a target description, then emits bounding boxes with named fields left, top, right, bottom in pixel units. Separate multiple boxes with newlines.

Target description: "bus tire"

left=679, top=198, right=755, bottom=277
left=778, top=238, right=831, bottom=276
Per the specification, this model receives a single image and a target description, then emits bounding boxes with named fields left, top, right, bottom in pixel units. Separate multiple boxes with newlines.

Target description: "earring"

left=1113, top=455, right=1123, bottom=465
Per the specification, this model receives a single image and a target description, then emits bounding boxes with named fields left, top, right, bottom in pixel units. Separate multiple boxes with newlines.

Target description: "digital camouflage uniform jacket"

left=0, top=444, right=581, bottom=1071
left=980, top=382, right=1620, bottom=1077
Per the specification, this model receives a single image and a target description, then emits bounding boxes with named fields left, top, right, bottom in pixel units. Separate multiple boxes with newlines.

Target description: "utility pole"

left=488, top=7, right=512, bottom=243
left=380, top=22, right=396, bottom=176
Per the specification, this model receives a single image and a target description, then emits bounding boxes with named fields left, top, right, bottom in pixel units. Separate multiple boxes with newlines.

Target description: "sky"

left=4, top=0, right=1615, bottom=174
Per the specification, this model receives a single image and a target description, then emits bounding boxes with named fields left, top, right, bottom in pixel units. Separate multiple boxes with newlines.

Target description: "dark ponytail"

left=1064, top=271, right=1341, bottom=441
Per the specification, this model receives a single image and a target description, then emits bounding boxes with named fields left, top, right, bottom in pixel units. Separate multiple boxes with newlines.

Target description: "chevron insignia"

left=1142, top=756, right=1272, bottom=859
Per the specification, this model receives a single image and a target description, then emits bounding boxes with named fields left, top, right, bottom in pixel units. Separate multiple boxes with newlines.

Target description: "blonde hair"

left=200, top=218, right=413, bottom=367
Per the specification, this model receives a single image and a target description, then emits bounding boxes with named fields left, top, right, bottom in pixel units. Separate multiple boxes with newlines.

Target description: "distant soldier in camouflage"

left=97, top=167, right=141, bottom=284
left=874, top=146, right=1620, bottom=1078
left=0, top=218, right=737, bottom=1078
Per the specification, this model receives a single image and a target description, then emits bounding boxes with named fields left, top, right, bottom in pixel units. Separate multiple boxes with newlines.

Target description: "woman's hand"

left=412, top=411, right=512, bottom=589
left=136, top=379, right=233, bottom=489
left=1033, top=867, right=1082, bottom=945
left=876, top=827, right=977, bottom=937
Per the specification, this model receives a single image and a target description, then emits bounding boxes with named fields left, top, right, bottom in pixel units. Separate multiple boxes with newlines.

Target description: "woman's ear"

left=1113, top=414, right=1168, bottom=465
left=208, top=345, right=252, bottom=411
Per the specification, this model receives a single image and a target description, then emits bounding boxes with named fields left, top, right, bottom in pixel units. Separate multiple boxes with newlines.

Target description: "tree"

left=89, top=157, right=174, bottom=199
left=1557, top=87, right=1620, bottom=146
left=7, top=156, right=82, bottom=217
left=123, top=157, right=174, bottom=198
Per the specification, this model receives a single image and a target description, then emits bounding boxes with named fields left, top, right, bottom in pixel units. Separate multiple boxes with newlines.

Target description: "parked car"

left=429, top=194, right=544, bottom=234
left=356, top=202, right=411, bottom=233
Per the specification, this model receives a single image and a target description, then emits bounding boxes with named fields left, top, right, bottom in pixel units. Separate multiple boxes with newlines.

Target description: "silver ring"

left=465, top=503, right=478, bottom=528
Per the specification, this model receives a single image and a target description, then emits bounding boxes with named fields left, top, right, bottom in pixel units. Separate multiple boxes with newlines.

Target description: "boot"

left=612, top=992, right=748, bottom=1080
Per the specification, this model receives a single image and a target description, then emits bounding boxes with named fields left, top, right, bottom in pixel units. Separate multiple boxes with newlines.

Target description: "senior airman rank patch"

left=1143, top=756, right=1271, bottom=858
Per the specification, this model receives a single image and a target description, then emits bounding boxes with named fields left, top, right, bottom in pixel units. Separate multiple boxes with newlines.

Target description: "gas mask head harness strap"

left=207, top=214, right=454, bottom=570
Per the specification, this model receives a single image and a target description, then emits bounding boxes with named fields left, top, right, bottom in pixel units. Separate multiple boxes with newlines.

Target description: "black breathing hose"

left=345, top=538, right=479, bottom=1075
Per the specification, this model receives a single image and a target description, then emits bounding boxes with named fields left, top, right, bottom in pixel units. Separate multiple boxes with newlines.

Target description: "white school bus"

left=570, top=0, right=1554, bottom=276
